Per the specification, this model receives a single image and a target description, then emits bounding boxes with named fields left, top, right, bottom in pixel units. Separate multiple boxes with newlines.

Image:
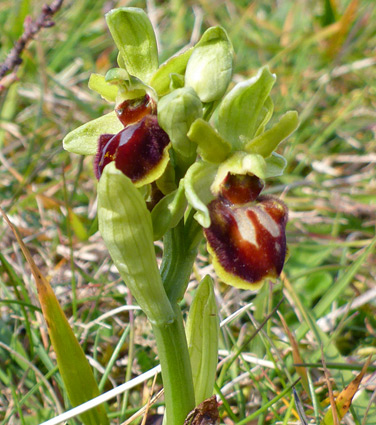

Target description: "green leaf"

left=151, top=184, right=187, bottom=241
left=88, top=73, right=118, bottom=102
left=63, top=111, right=123, bottom=155
left=158, top=87, right=203, bottom=169
left=245, top=111, right=299, bottom=157
left=187, top=118, right=231, bottom=163
left=67, top=209, right=89, bottom=241
left=214, top=67, right=276, bottom=150
left=184, top=161, right=218, bottom=228
left=1, top=210, right=109, bottom=425
left=98, top=163, right=175, bottom=326
left=186, top=275, right=219, bottom=405
left=149, top=48, right=193, bottom=96
left=211, top=151, right=267, bottom=195
left=185, top=26, right=233, bottom=103
left=105, top=7, right=158, bottom=82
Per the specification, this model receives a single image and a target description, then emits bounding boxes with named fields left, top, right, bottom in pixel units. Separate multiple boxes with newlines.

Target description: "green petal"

left=184, top=161, right=217, bottom=228
left=244, top=110, right=299, bottom=157
left=98, top=163, right=175, bottom=326
left=105, top=7, right=158, bottom=82
left=185, top=26, right=233, bottom=103
left=265, top=152, right=287, bottom=178
left=254, top=96, right=274, bottom=137
left=63, top=111, right=123, bottom=155
left=151, top=184, right=187, bottom=241
left=187, top=118, right=231, bottom=164
left=88, top=73, right=118, bottom=102
left=214, top=66, right=276, bottom=150
left=186, top=275, right=219, bottom=405
left=211, top=151, right=267, bottom=195
left=158, top=87, right=203, bottom=170
left=149, top=48, right=193, bottom=96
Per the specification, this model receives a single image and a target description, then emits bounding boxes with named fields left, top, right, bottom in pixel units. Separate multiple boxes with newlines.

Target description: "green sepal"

left=185, top=26, right=233, bottom=103
left=186, top=275, right=219, bottom=405
left=254, top=96, right=274, bottom=137
left=211, top=151, right=267, bottom=195
left=105, top=68, right=157, bottom=105
left=169, top=73, right=185, bottom=90
left=149, top=48, right=193, bottom=96
left=98, top=163, right=175, bottom=326
left=156, top=161, right=177, bottom=195
left=184, top=161, right=217, bottom=228
left=105, top=7, right=158, bottom=82
left=151, top=184, right=187, bottom=241
left=244, top=110, right=299, bottom=157
left=214, top=66, right=276, bottom=150
left=265, top=152, right=287, bottom=178
left=88, top=73, right=118, bottom=102
left=187, top=118, right=231, bottom=163
left=158, top=87, right=203, bottom=169
left=63, top=111, right=123, bottom=155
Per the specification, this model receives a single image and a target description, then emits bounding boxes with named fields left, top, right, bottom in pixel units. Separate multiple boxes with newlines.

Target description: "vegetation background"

left=0, top=0, right=375, bottom=424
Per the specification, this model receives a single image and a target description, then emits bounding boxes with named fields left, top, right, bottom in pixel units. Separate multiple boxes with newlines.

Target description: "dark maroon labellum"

left=94, top=115, right=170, bottom=182
left=115, top=95, right=156, bottom=127
left=204, top=195, right=288, bottom=286
left=219, top=173, right=264, bottom=204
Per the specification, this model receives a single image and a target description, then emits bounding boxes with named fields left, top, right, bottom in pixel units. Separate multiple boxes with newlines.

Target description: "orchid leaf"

left=215, top=67, right=276, bottom=150
left=245, top=110, right=299, bottom=157
left=105, top=7, right=158, bottom=82
left=185, top=26, right=233, bottom=103
left=88, top=73, right=118, bottom=102
left=63, top=111, right=123, bottom=156
left=184, top=161, right=217, bottom=228
left=187, top=118, right=231, bottom=164
left=186, top=275, right=219, bottom=405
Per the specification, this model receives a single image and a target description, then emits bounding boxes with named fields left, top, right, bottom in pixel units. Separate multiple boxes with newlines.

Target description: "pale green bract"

left=98, top=163, right=175, bottom=326
left=186, top=275, right=219, bottom=405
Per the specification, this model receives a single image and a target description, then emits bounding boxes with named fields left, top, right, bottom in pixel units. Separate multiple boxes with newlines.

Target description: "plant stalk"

left=152, top=303, right=195, bottom=425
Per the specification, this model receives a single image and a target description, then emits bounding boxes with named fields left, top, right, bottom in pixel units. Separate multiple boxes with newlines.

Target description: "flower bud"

left=185, top=27, right=233, bottom=103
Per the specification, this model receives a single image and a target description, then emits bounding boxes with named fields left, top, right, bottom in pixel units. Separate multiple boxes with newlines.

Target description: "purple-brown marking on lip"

left=204, top=195, right=288, bottom=286
left=219, top=173, right=264, bottom=204
left=115, top=95, right=156, bottom=126
left=94, top=115, right=170, bottom=182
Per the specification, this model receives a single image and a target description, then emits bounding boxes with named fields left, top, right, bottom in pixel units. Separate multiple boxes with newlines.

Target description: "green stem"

left=161, top=211, right=203, bottom=304
left=152, top=304, right=195, bottom=425
left=153, top=211, right=203, bottom=424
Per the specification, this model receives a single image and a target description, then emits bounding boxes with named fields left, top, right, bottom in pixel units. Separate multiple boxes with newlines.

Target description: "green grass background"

left=0, top=0, right=375, bottom=424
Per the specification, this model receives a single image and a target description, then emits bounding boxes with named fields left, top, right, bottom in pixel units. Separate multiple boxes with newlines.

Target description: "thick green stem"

left=153, top=304, right=195, bottom=425
left=153, top=212, right=203, bottom=424
left=161, top=212, right=203, bottom=304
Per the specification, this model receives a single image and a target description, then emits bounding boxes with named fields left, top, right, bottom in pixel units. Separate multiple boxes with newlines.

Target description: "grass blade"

left=0, top=207, right=109, bottom=425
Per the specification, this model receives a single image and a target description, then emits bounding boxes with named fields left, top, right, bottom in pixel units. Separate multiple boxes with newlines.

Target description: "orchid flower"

left=184, top=66, right=298, bottom=289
